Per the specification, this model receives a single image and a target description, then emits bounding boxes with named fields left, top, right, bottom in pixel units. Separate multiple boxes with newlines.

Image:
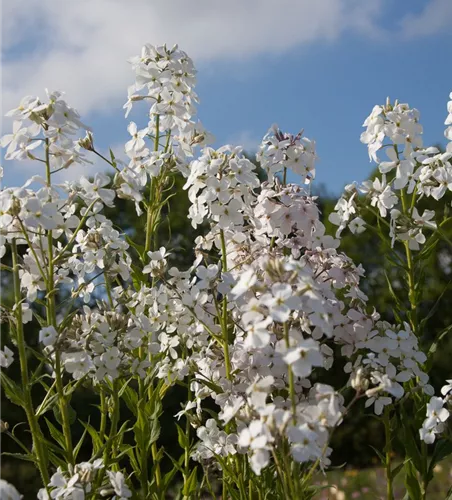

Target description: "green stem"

left=54, top=199, right=98, bottom=263
left=219, top=230, right=232, bottom=380
left=11, top=239, right=50, bottom=486
left=99, top=387, right=107, bottom=442
left=400, top=190, right=418, bottom=333
left=137, top=346, right=150, bottom=497
left=284, top=322, right=297, bottom=424
left=103, top=380, right=120, bottom=468
left=92, top=149, right=120, bottom=172
left=384, top=407, right=394, bottom=500
left=145, top=114, right=161, bottom=253
left=183, top=373, right=192, bottom=499
left=271, top=448, right=290, bottom=499
left=45, top=138, right=74, bottom=465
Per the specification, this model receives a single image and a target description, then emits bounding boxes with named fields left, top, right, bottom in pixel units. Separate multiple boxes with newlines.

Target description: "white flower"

left=125, top=122, right=147, bottom=154
left=210, top=199, right=244, bottom=229
left=249, top=448, right=270, bottom=476
left=0, top=346, right=14, bottom=368
left=262, top=283, right=300, bottom=323
left=419, top=426, right=438, bottom=444
left=364, top=395, right=392, bottom=415
left=230, top=268, right=257, bottom=298
left=0, top=479, right=22, bottom=499
left=62, top=352, right=93, bottom=380
left=79, top=173, right=115, bottom=206
left=107, top=471, right=132, bottom=499
left=423, top=397, right=449, bottom=430
left=283, top=338, right=323, bottom=378
left=39, top=326, right=58, bottom=347
left=441, top=380, right=452, bottom=396
left=349, top=217, right=366, bottom=234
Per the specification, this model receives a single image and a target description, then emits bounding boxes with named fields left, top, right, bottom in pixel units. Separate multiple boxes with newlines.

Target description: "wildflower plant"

left=0, top=43, right=451, bottom=499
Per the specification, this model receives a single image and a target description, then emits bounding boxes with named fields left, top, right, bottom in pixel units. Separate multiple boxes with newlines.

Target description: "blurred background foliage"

left=1, top=157, right=452, bottom=496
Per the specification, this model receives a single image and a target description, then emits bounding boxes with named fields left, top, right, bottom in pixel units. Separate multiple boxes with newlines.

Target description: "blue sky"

left=2, top=0, right=452, bottom=195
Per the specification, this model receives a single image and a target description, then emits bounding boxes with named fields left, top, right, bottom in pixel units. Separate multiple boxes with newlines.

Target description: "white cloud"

left=399, top=0, right=452, bottom=38
left=2, top=0, right=386, bottom=118
left=227, top=130, right=263, bottom=152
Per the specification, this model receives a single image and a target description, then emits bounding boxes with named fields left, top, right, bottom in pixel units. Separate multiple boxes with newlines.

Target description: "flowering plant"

left=1, top=44, right=452, bottom=500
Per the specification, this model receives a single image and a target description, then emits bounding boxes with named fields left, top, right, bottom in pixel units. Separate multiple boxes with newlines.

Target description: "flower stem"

left=219, top=229, right=232, bottom=380
left=44, top=138, right=74, bottom=465
left=400, top=189, right=418, bottom=333
left=11, top=239, right=50, bottom=486
left=384, top=407, right=394, bottom=500
left=284, top=322, right=297, bottom=424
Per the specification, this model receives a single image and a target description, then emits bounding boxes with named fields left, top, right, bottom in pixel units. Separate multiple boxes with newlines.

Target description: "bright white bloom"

left=39, top=326, right=58, bottom=347
left=0, top=346, right=14, bottom=368
left=0, top=479, right=22, bottom=499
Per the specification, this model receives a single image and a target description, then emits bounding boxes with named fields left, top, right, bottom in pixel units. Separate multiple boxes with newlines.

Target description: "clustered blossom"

left=36, top=459, right=131, bottom=500
left=257, top=124, right=317, bottom=184
left=445, top=92, right=452, bottom=153
left=329, top=95, right=452, bottom=251
left=184, top=145, right=259, bottom=229
left=117, top=43, right=212, bottom=216
left=1, top=90, right=90, bottom=168
left=419, top=381, right=452, bottom=444
left=0, top=43, right=449, bottom=494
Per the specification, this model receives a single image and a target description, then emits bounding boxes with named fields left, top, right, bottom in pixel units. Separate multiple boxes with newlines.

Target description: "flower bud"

left=351, top=368, right=369, bottom=392
left=78, top=131, right=95, bottom=152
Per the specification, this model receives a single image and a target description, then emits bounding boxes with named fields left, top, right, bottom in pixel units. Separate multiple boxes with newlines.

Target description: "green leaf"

left=176, top=423, right=188, bottom=450
left=80, top=421, right=103, bottom=454
left=131, top=264, right=147, bottom=290
left=1, top=452, right=34, bottom=462
left=163, top=454, right=185, bottom=490
left=163, top=450, right=185, bottom=475
left=73, top=425, right=89, bottom=461
left=31, top=309, right=48, bottom=328
left=427, top=324, right=452, bottom=366
left=109, top=148, right=117, bottom=168
left=53, top=404, right=77, bottom=426
left=126, top=235, right=146, bottom=261
left=35, top=393, right=59, bottom=417
left=419, top=280, right=451, bottom=335
left=45, top=418, right=66, bottom=449
left=445, top=486, right=452, bottom=500
left=148, top=418, right=160, bottom=446
left=59, top=310, right=80, bottom=332
left=404, top=460, right=422, bottom=500
left=193, top=377, right=223, bottom=395
left=121, top=445, right=140, bottom=472
left=384, top=270, right=402, bottom=308
left=121, top=385, right=139, bottom=416
left=369, top=445, right=386, bottom=465
left=426, top=439, right=452, bottom=483
left=182, top=466, right=198, bottom=496
left=0, top=371, right=25, bottom=407
left=391, top=462, right=405, bottom=480
left=400, top=407, right=424, bottom=475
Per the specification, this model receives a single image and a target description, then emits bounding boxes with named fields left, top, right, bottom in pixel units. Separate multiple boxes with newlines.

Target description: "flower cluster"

left=1, top=43, right=450, bottom=497
left=184, top=145, right=259, bottom=229
left=419, top=381, right=452, bottom=443
left=36, top=459, right=131, bottom=500
left=257, top=124, right=317, bottom=184
left=329, top=94, right=452, bottom=251
left=445, top=92, right=452, bottom=153
left=1, top=90, right=89, bottom=168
